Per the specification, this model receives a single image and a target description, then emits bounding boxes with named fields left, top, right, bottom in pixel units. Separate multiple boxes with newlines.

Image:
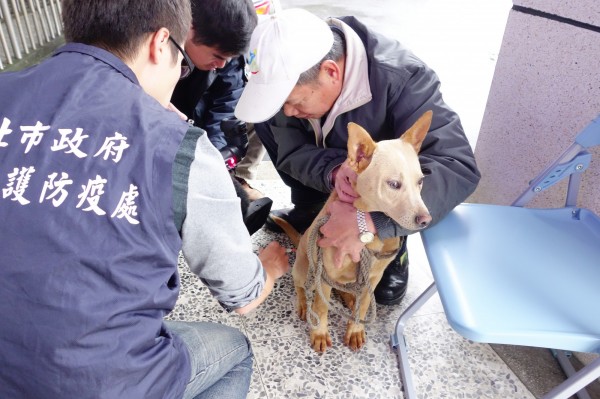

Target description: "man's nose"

left=212, top=59, right=227, bottom=69
left=283, top=104, right=298, bottom=117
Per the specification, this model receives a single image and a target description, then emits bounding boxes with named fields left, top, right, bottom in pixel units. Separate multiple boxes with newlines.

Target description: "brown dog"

left=274, top=111, right=432, bottom=352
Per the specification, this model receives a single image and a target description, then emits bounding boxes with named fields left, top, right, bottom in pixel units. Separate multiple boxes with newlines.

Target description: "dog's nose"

left=416, top=214, right=432, bottom=228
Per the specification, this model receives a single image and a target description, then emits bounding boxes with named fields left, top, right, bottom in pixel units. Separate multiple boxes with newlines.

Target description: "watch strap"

left=357, top=209, right=369, bottom=234
left=356, top=209, right=374, bottom=244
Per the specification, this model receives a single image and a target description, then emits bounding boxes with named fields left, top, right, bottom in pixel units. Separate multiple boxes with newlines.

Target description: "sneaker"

left=235, top=177, right=264, bottom=202
left=264, top=203, right=323, bottom=234
left=373, top=236, right=409, bottom=305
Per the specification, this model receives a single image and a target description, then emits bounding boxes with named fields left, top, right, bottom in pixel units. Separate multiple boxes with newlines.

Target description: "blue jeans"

left=165, top=321, right=253, bottom=399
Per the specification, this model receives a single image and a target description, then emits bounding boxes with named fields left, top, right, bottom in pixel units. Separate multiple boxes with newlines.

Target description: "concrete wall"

left=470, top=1, right=600, bottom=212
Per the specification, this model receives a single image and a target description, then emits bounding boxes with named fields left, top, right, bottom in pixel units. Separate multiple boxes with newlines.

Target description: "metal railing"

left=0, top=0, right=62, bottom=70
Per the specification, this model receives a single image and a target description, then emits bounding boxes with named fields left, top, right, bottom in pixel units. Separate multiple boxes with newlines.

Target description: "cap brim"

left=234, top=77, right=297, bottom=123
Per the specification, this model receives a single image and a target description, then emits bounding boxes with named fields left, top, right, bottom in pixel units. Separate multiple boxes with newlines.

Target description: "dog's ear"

left=347, top=122, right=377, bottom=173
left=401, top=110, right=432, bottom=153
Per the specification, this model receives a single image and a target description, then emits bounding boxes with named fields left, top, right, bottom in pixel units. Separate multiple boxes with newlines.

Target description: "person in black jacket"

left=170, top=0, right=265, bottom=202
left=235, top=9, right=481, bottom=306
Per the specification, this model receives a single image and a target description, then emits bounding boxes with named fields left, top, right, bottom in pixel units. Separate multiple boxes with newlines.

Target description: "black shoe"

left=244, top=197, right=273, bottom=235
left=374, top=237, right=409, bottom=305
left=264, top=204, right=323, bottom=234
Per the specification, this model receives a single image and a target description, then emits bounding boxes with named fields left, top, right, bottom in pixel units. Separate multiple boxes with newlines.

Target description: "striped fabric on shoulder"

left=172, top=127, right=205, bottom=234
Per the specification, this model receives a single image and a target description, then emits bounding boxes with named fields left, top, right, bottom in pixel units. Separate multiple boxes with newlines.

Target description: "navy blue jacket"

left=0, top=43, right=190, bottom=399
left=171, top=55, right=246, bottom=150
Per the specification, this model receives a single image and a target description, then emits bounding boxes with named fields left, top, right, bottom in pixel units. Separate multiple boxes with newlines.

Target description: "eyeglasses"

left=168, top=36, right=195, bottom=79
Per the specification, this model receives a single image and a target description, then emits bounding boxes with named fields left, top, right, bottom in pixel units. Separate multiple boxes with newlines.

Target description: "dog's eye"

left=422, top=168, right=432, bottom=176
left=387, top=180, right=401, bottom=190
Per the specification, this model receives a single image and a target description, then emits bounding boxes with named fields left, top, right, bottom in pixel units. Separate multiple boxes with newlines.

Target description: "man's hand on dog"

left=332, top=161, right=359, bottom=203
left=318, top=200, right=376, bottom=269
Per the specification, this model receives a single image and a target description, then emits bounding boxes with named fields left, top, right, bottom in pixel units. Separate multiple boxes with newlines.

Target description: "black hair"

left=190, top=0, right=258, bottom=55
left=62, top=0, right=192, bottom=62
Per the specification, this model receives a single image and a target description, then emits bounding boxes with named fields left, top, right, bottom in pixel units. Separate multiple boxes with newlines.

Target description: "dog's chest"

left=323, top=250, right=377, bottom=284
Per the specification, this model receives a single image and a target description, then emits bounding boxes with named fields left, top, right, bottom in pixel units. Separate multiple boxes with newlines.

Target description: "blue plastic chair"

left=391, top=115, right=600, bottom=399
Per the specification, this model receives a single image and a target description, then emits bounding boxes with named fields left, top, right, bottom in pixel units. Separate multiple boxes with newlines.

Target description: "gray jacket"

left=173, top=127, right=265, bottom=311
left=267, top=16, right=481, bottom=239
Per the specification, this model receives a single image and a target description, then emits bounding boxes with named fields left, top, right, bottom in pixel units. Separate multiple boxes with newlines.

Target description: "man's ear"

left=347, top=122, right=377, bottom=174
left=148, top=27, right=171, bottom=65
left=320, top=60, right=342, bottom=84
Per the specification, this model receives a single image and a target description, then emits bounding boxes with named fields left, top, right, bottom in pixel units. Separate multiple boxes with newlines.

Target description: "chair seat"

left=421, top=203, right=600, bottom=353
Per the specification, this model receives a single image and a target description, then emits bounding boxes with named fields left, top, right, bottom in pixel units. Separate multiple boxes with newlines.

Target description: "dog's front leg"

left=344, top=262, right=389, bottom=350
left=310, top=283, right=333, bottom=353
left=344, top=290, right=369, bottom=351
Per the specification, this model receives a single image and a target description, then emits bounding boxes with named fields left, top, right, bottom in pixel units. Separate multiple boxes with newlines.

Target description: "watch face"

left=360, top=231, right=374, bottom=243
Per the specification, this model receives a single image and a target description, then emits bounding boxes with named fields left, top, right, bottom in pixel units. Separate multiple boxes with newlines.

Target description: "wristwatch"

left=356, top=210, right=375, bottom=244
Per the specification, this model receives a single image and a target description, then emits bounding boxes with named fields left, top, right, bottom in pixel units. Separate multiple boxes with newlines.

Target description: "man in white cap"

left=235, top=9, right=480, bottom=306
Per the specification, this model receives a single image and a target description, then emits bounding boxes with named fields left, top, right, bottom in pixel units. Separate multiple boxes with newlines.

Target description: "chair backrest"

left=512, top=114, right=600, bottom=207
left=575, top=114, right=600, bottom=148
left=394, top=114, right=600, bottom=399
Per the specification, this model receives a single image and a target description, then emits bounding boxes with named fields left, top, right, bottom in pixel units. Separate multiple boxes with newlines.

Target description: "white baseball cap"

left=234, top=8, right=334, bottom=123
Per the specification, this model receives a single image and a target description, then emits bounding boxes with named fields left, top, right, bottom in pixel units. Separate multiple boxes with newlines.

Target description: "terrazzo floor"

left=166, top=162, right=536, bottom=399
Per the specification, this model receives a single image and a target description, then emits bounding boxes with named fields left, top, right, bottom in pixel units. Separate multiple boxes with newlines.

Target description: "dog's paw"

left=344, top=323, right=367, bottom=351
left=310, top=330, right=332, bottom=353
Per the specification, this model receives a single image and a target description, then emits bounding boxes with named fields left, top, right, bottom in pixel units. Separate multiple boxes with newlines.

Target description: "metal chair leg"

left=391, top=282, right=438, bottom=399
left=543, top=356, right=600, bottom=399
left=550, top=350, right=592, bottom=399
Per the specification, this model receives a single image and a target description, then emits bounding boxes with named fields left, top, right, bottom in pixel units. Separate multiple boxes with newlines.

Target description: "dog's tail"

left=270, top=215, right=301, bottom=247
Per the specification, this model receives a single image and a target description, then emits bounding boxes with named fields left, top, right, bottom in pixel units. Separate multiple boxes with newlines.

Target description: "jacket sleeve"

left=371, top=63, right=481, bottom=239
left=266, top=114, right=347, bottom=193
left=176, top=127, right=266, bottom=311
left=200, top=56, right=246, bottom=151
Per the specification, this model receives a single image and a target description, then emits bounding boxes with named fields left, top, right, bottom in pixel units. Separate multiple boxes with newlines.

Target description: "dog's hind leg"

left=295, top=285, right=308, bottom=321
left=292, top=237, right=310, bottom=321
left=337, top=290, right=356, bottom=310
